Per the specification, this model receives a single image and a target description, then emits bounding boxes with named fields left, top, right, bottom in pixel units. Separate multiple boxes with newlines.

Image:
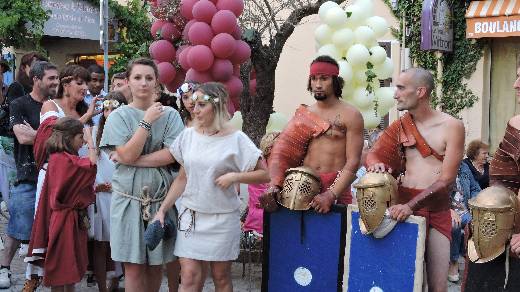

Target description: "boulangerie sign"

left=466, top=0, right=520, bottom=38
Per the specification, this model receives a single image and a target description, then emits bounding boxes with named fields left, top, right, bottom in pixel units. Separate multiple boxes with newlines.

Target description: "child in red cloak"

left=25, top=117, right=97, bottom=290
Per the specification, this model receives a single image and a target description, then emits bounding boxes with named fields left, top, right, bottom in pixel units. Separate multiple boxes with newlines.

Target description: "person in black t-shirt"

left=0, top=52, right=47, bottom=138
left=0, top=61, right=58, bottom=289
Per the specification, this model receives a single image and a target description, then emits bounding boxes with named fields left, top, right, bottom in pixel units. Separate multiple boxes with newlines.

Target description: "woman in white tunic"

left=154, top=82, right=270, bottom=292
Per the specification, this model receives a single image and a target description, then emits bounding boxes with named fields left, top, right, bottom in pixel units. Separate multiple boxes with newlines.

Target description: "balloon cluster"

left=229, top=111, right=289, bottom=134
left=315, top=0, right=396, bottom=129
left=175, top=0, right=250, bottom=114
left=149, top=0, right=188, bottom=93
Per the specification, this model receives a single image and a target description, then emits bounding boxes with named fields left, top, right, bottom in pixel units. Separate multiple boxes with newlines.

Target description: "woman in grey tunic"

left=100, top=58, right=183, bottom=292
left=154, top=82, right=269, bottom=291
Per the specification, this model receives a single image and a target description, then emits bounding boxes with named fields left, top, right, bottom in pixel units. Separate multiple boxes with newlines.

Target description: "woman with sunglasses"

left=154, top=82, right=269, bottom=291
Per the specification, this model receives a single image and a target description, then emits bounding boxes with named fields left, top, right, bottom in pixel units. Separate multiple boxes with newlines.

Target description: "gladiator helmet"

left=278, top=167, right=321, bottom=211
left=468, top=186, right=518, bottom=263
left=354, top=172, right=398, bottom=236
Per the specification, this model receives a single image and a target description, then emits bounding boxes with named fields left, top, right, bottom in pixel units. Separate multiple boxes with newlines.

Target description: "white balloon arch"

left=315, top=0, right=396, bottom=129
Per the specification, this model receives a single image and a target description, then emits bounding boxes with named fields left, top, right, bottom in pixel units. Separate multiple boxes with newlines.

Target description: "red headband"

left=309, top=61, right=339, bottom=77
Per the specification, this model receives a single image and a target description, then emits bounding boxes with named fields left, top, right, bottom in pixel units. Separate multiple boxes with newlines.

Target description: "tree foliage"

left=85, top=0, right=153, bottom=75
left=0, top=0, right=49, bottom=49
left=384, top=0, right=485, bottom=116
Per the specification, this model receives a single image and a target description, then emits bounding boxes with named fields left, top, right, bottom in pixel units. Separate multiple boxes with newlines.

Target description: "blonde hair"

left=195, top=82, right=231, bottom=131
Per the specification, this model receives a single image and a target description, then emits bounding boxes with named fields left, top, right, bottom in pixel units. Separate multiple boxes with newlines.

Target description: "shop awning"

left=466, top=0, right=520, bottom=38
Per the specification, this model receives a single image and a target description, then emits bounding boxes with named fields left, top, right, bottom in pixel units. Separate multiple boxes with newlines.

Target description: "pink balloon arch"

left=148, top=0, right=250, bottom=115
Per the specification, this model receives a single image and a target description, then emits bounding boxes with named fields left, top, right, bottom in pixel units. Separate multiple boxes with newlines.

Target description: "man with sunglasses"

left=366, top=67, right=465, bottom=292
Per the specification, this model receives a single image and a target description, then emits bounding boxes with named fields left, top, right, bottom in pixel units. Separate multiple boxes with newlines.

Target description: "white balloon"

left=332, top=28, right=354, bottom=50
left=229, top=111, right=243, bottom=130
left=354, top=26, right=376, bottom=46
left=346, top=44, right=370, bottom=67
left=366, top=16, right=389, bottom=38
left=352, top=87, right=374, bottom=109
left=375, top=87, right=395, bottom=107
left=315, top=24, right=333, bottom=45
left=318, top=44, right=341, bottom=60
left=369, top=46, right=387, bottom=65
left=353, top=69, right=368, bottom=85
left=362, top=109, right=381, bottom=129
left=374, top=57, right=394, bottom=79
left=324, top=7, right=349, bottom=28
left=345, top=3, right=371, bottom=27
left=338, top=60, right=353, bottom=83
left=319, top=1, right=341, bottom=22
left=266, top=112, right=289, bottom=133
left=342, top=86, right=354, bottom=101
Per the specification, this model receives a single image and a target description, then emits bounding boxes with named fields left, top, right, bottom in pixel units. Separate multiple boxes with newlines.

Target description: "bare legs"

left=0, top=235, right=20, bottom=267
left=92, top=241, right=108, bottom=292
left=426, top=228, right=450, bottom=292
left=166, top=260, right=181, bottom=292
left=124, top=263, right=163, bottom=292
left=178, top=258, right=231, bottom=292
left=50, top=284, right=75, bottom=292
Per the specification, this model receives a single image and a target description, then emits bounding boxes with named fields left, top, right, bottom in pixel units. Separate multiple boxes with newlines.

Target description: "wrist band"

left=138, top=120, right=152, bottom=131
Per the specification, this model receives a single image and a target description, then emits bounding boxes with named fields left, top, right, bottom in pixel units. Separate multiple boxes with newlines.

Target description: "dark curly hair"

left=306, top=55, right=344, bottom=98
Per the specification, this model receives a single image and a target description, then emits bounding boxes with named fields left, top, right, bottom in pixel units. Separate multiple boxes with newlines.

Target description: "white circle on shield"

left=294, top=267, right=312, bottom=286
left=370, top=287, right=384, bottom=292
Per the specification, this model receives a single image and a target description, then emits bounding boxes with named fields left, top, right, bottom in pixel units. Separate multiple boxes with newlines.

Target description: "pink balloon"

left=186, top=68, right=213, bottom=83
left=188, top=22, right=214, bottom=46
left=233, top=64, right=240, bottom=76
left=151, top=40, right=176, bottom=63
left=180, top=0, right=198, bottom=20
left=211, top=10, right=237, bottom=34
left=161, top=22, right=181, bottom=42
left=192, top=0, right=217, bottom=24
left=229, top=40, right=250, bottom=64
left=151, top=20, right=167, bottom=38
left=182, top=19, right=197, bottom=40
left=227, top=100, right=236, bottom=115
left=187, top=45, right=215, bottom=72
left=149, top=40, right=158, bottom=57
left=249, top=79, right=256, bottom=96
left=216, top=0, right=245, bottom=17
left=209, top=0, right=218, bottom=4
left=210, top=33, right=237, bottom=59
left=224, top=75, right=243, bottom=98
left=176, top=45, right=189, bottom=59
left=231, top=25, right=242, bottom=40
left=211, top=59, right=233, bottom=81
left=178, top=46, right=192, bottom=71
left=157, top=62, right=177, bottom=84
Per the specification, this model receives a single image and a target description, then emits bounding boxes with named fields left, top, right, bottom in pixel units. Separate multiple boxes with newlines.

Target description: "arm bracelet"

left=138, top=120, right=152, bottom=131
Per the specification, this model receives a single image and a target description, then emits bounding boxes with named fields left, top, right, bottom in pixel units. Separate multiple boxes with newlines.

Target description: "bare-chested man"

left=366, top=67, right=465, bottom=292
left=259, top=55, right=364, bottom=214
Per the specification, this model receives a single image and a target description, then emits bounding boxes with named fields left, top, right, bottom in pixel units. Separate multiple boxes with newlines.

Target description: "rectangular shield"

left=262, top=205, right=348, bottom=292
left=343, top=205, right=426, bottom=292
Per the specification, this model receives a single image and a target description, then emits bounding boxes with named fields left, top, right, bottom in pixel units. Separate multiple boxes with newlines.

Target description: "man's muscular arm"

left=312, top=108, right=364, bottom=213
left=391, top=119, right=465, bottom=221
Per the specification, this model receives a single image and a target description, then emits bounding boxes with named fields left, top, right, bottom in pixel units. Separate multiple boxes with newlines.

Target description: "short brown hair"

left=126, top=57, right=158, bottom=80
left=46, top=117, right=84, bottom=155
left=466, top=140, right=489, bottom=160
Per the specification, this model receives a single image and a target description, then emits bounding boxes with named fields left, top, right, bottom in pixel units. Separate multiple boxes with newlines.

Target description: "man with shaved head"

left=366, top=67, right=465, bottom=291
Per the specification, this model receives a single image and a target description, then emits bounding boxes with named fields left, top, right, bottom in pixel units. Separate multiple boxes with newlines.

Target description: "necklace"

left=202, top=128, right=220, bottom=136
